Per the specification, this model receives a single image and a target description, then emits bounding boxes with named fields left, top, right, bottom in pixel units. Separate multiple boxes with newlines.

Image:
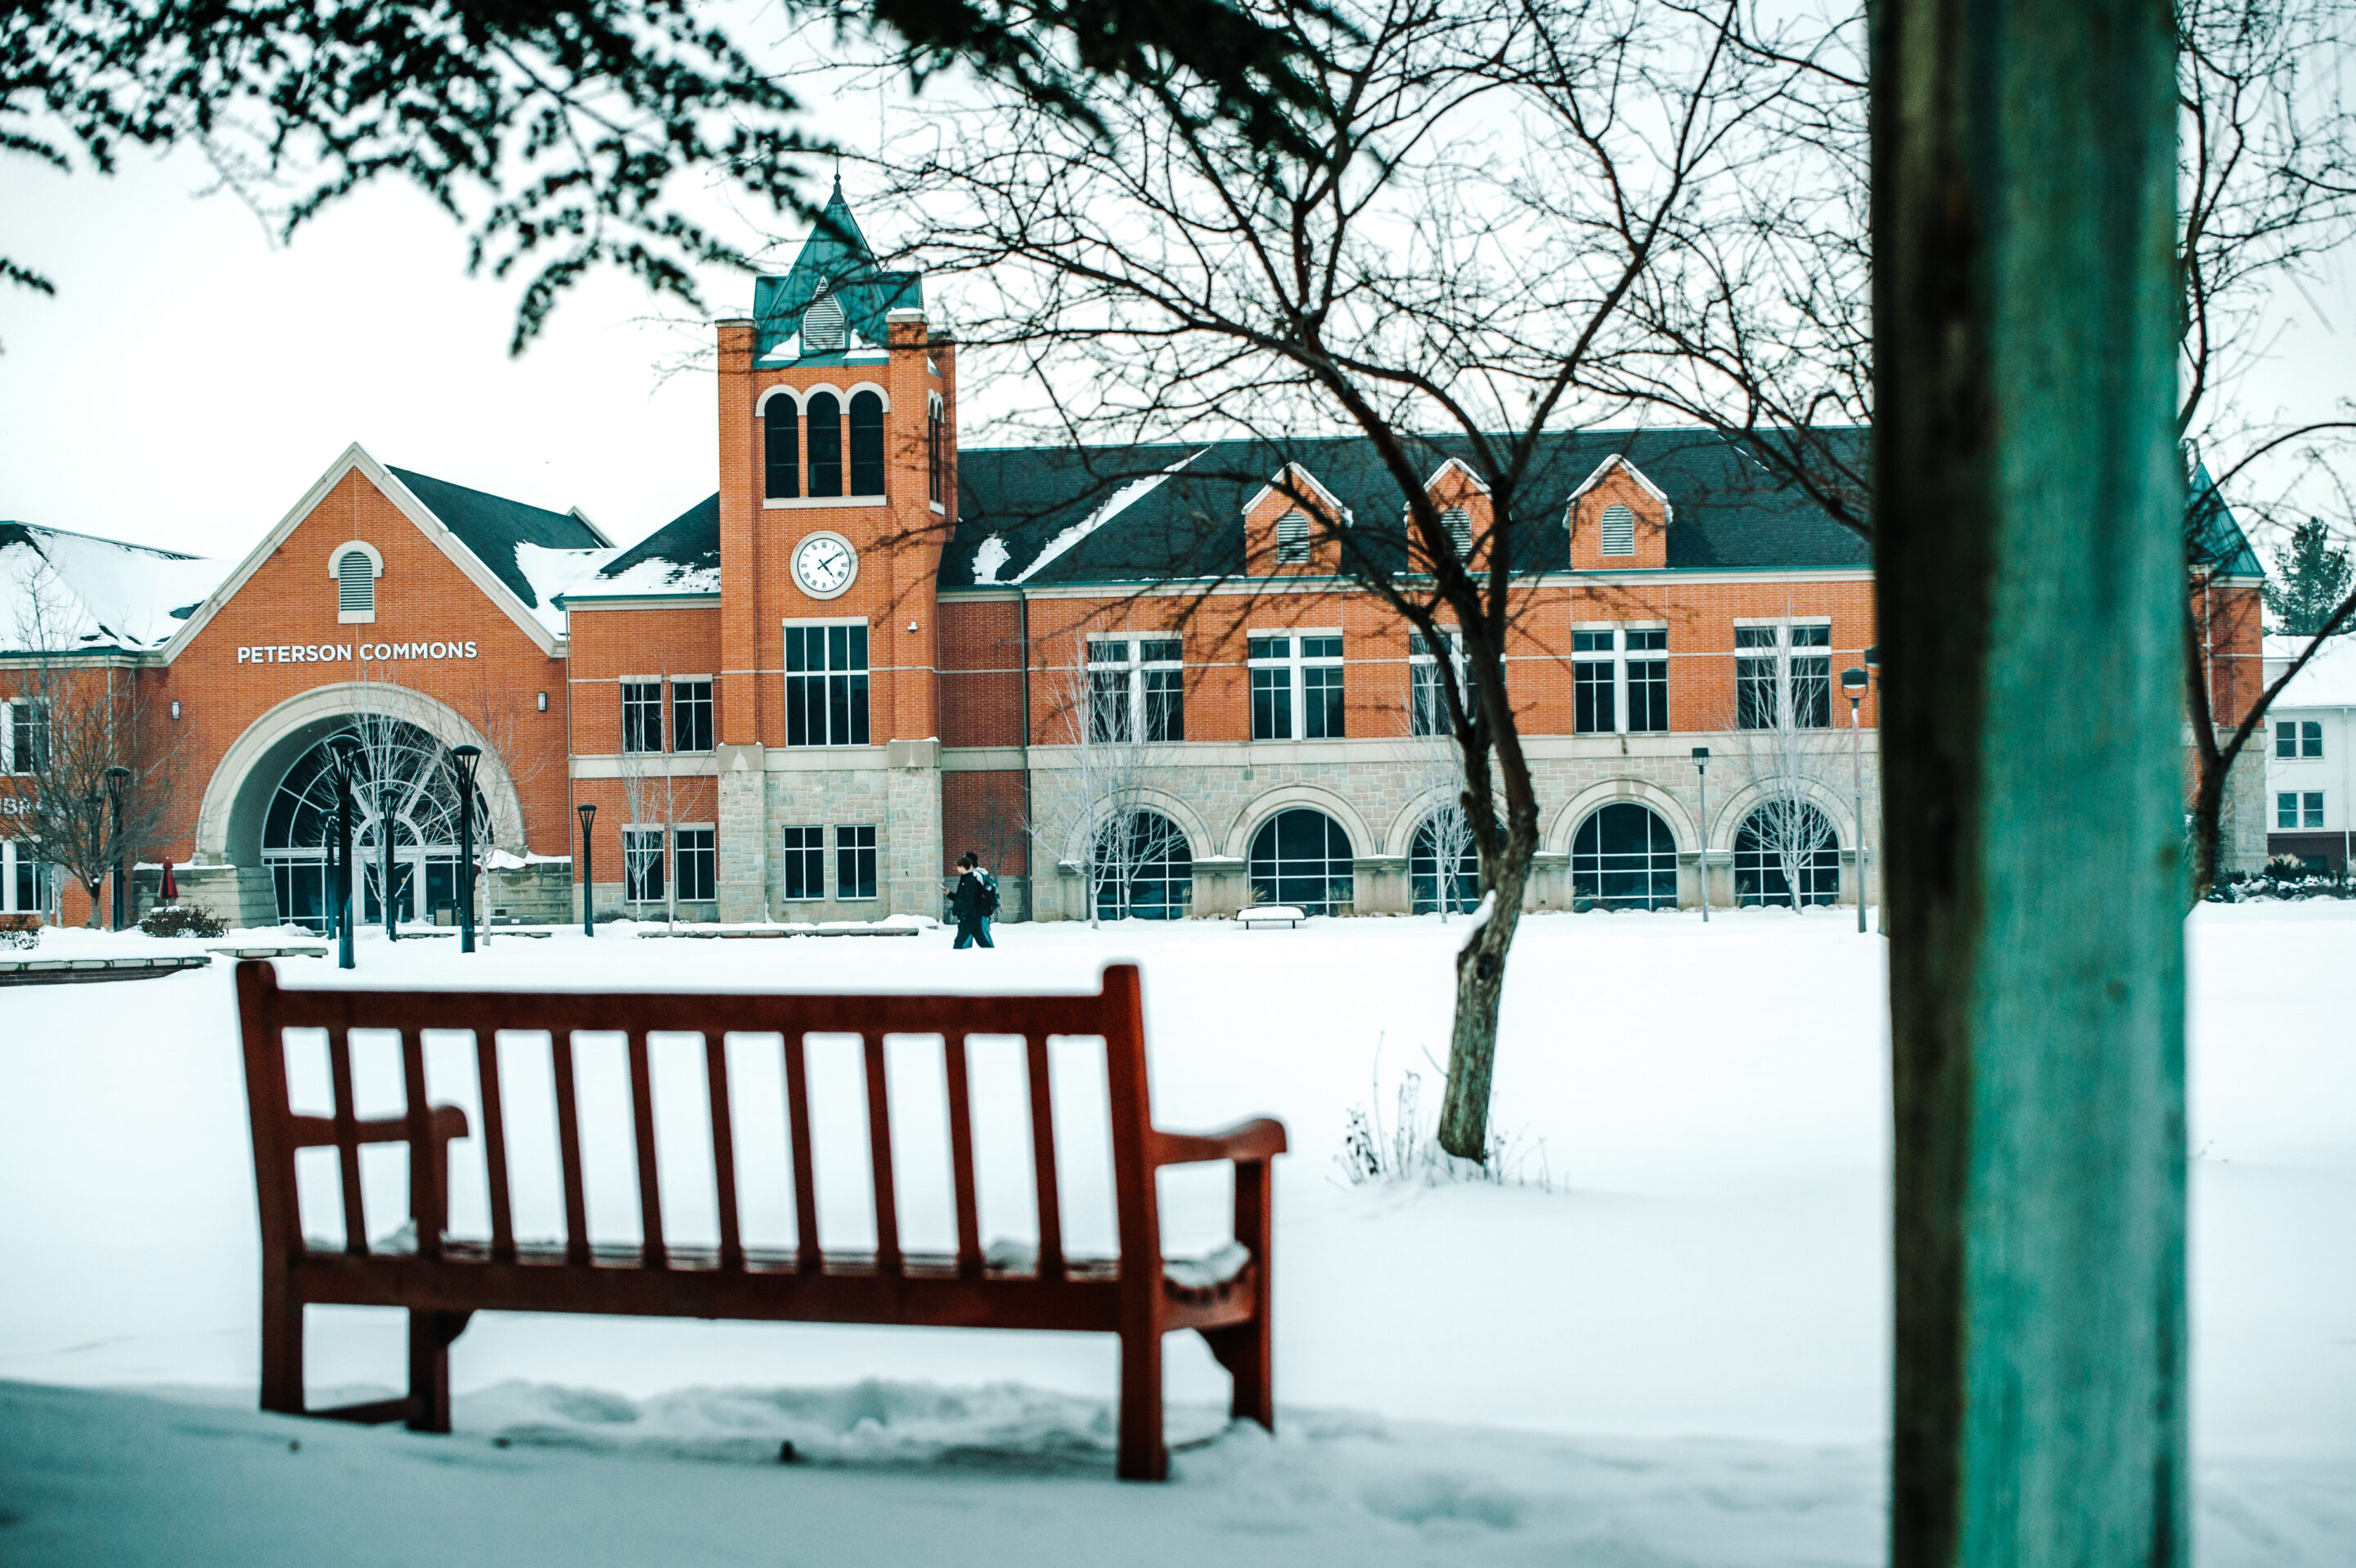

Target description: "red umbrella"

left=160, top=858, right=178, bottom=902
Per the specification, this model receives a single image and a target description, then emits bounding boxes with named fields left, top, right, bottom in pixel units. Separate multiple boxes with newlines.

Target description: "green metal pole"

left=1873, top=0, right=2187, bottom=1561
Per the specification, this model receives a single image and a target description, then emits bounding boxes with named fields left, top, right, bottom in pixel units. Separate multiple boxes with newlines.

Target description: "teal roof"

left=387, top=466, right=603, bottom=608
left=752, top=182, right=923, bottom=364
left=2186, top=460, right=2264, bottom=579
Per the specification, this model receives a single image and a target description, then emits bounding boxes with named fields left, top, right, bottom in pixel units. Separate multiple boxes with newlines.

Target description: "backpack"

left=981, top=873, right=1000, bottom=917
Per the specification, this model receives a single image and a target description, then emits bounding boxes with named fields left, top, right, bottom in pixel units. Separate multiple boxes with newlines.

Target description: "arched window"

left=927, top=398, right=944, bottom=505
left=1410, top=811, right=1481, bottom=914
left=803, top=292, right=846, bottom=353
left=807, top=392, right=843, bottom=497
left=763, top=396, right=800, bottom=500
left=1599, top=503, right=1636, bottom=556
left=1571, top=802, right=1678, bottom=910
left=1275, top=512, right=1310, bottom=564
left=335, top=547, right=376, bottom=622
left=1248, top=808, right=1354, bottom=914
left=1733, top=798, right=1841, bottom=907
left=262, top=722, right=487, bottom=931
left=1093, top=811, right=1194, bottom=920
left=849, top=389, right=885, bottom=495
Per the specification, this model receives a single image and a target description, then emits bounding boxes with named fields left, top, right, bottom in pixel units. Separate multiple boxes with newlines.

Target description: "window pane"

left=848, top=390, right=885, bottom=495
left=1089, top=640, right=1130, bottom=663
left=2279, top=792, right=2299, bottom=829
left=2305, top=792, right=2326, bottom=829
left=1248, top=808, right=1355, bottom=914
left=1139, top=638, right=1182, bottom=664
left=1252, top=666, right=1292, bottom=740
left=1573, top=661, right=1614, bottom=734
left=672, top=681, right=713, bottom=753
left=836, top=824, right=878, bottom=900
left=782, top=825, right=825, bottom=900
left=763, top=398, right=800, bottom=499
left=1626, top=659, right=1668, bottom=732
left=807, top=392, right=842, bottom=496
left=1735, top=626, right=1777, bottom=649
left=1144, top=669, right=1184, bottom=742
left=1792, top=656, right=1832, bottom=728
left=2304, top=721, right=2324, bottom=757
left=1090, top=669, right=1133, bottom=743
left=1571, top=630, right=1614, bottom=653
left=1571, top=803, right=1679, bottom=909
left=1248, top=636, right=1289, bottom=661
left=1304, top=664, right=1345, bottom=739
left=676, top=829, right=716, bottom=901
left=1411, top=663, right=1446, bottom=737
left=2277, top=721, right=2296, bottom=757
left=1625, top=627, right=1666, bottom=652
left=1302, top=636, right=1343, bottom=659
left=1791, top=624, right=1832, bottom=648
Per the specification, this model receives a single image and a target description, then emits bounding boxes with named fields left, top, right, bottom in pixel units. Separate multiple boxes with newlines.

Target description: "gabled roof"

left=0, top=521, right=228, bottom=654
left=567, top=492, right=722, bottom=599
left=384, top=467, right=607, bottom=612
left=752, top=182, right=924, bottom=366
left=942, top=429, right=1875, bottom=590
left=2187, top=460, right=2265, bottom=580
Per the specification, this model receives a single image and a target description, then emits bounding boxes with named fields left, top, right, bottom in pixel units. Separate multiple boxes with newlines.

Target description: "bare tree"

left=864, top=0, right=1814, bottom=1157
left=0, top=563, right=187, bottom=927
left=1398, top=735, right=1479, bottom=919
left=1033, top=638, right=1189, bottom=926
left=1708, top=615, right=1843, bottom=909
left=614, top=690, right=682, bottom=928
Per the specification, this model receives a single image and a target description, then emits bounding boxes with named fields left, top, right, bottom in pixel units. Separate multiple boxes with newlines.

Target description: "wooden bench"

left=233, top=960, right=1284, bottom=1480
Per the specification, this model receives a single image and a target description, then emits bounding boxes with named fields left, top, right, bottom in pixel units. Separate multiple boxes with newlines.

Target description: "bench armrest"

left=287, top=1104, right=470, bottom=1150
left=1154, top=1117, right=1287, bottom=1167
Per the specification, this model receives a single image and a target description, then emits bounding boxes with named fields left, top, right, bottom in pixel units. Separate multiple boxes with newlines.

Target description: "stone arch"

left=1705, top=774, right=1856, bottom=853
left=1054, top=787, right=1213, bottom=867
left=195, top=682, right=528, bottom=868
left=1221, top=783, right=1374, bottom=860
left=1544, top=775, right=1699, bottom=856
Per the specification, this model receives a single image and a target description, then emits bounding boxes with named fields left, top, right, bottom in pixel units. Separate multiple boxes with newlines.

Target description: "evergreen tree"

left=2264, top=518, right=2354, bottom=636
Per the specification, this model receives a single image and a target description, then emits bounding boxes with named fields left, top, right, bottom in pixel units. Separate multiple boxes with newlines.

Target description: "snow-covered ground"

left=2, top=906, right=2350, bottom=1564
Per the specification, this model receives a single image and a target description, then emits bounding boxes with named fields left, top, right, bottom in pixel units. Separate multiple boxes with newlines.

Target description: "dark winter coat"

left=951, top=869, right=993, bottom=923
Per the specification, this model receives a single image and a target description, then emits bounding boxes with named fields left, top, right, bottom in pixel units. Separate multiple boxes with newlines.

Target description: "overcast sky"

left=4, top=106, right=2352, bottom=567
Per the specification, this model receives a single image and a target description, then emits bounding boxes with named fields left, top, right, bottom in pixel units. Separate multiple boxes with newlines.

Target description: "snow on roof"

left=0, top=523, right=229, bottom=654
left=512, top=542, right=618, bottom=634
left=2264, top=633, right=2356, bottom=709
left=1012, top=448, right=1206, bottom=584
left=570, top=553, right=722, bottom=597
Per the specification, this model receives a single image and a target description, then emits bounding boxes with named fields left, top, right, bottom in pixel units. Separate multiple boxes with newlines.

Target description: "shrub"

left=2264, top=853, right=2313, bottom=882
left=0, top=913, right=39, bottom=951
left=140, top=904, right=227, bottom=938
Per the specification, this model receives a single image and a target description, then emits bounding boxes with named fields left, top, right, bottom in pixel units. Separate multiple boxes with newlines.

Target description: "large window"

left=1735, top=622, right=1832, bottom=730
left=1572, top=631, right=1616, bottom=734
left=848, top=389, right=886, bottom=495
left=2, top=840, right=51, bottom=915
left=1087, top=637, right=1184, bottom=743
left=1410, top=631, right=1472, bottom=737
left=785, top=623, right=870, bottom=747
left=674, top=828, right=716, bottom=901
left=1248, top=808, right=1355, bottom=914
left=1410, top=811, right=1481, bottom=914
left=807, top=391, right=843, bottom=497
left=1573, top=627, right=1669, bottom=735
left=1625, top=629, right=1668, bottom=730
left=1248, top=634, right=1343, bottom=740
left=1093, top=811, right=1194, bottom=920
left=1571, top=803, right=1678, bottom=910
left=623, top=828, right=665, bottom=903
left=782, top=825, right=825, bottom=900
left=927, top=398, right=944, bottom=505
left=2278, top=791, right=2326, bottom=829
left=260, top=721, right=480, bottom=930
left=4, top=698, right=47, bottom=772
left=672, top=679, right=713, bottom=753
left=1734, top=801, right=1840, bottom=907
left=621, top=681, right=663, bottom=753
left=836, top=824, right=878, bottom=900
left=763, top=396, right=799, bottom=499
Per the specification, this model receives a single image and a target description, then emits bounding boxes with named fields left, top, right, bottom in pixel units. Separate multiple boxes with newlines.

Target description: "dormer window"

left=1600, top=503, right=1636, bottom=556
left=330, top=541, right=382, bottom=623
left=803, top=293, right=847, bottom=353
left=1275, top=512, right=1311, bottom=564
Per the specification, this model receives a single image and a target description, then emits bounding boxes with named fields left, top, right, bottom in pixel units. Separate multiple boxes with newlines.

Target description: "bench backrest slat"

left=550, top=1034, right=592, bottom=1266
left=474, top=1033, right=517, bottom=1263
left=236, top=964, right=1157, bottom=1286
left=862, top=1035, right=902, bottom=1274
left=704, top=1037, right=744, bottom=1271
left=944, top=1036, right=983, bottom=1278
left=328, top=1027, right=366, bottom=1256
left=1024, top=1035, right=1066, bottom=1281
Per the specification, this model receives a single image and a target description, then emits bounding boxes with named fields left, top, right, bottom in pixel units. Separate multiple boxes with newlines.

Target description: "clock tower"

left=709, top=182, right=959, bottom=920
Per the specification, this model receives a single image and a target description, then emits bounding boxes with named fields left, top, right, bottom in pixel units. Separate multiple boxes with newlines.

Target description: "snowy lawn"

left=2, top=905, right=2350, bottom=1564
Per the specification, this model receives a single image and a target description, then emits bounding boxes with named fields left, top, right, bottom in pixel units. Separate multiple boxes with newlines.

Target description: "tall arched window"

left=1248, top=808, right=1354, bottom=914
left=1410, top=811, right=1481, bottom=914
left=1733, top=799, right=1841, bottom=907
left=927, top=398, right=944, bottom=505
left=1093, top=811, right=1194, bottom=920
left=335, top=547, right=376, bottom=622
left=1571, top=802, right=1678, bottom=910
left=763, top=396, right=799, bottom=499
left=807, top=392, right=843, bottom=497
left=849, top=389, right=885, bottom=495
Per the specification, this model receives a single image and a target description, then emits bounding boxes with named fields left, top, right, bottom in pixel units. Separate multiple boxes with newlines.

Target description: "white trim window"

left=330, top=540, right=383, bottom=624
left=2, top=839, right=52, bottom=915
left=4, top=697, right=49, bottom=773
left=620, top=680, right=663, bottom=753
left=836, top=824, right=878, bottom=900
left=671, top=678, right=714, bottom=753
left=2276, top=719, right=2324, bottom=758
left=1249, top=633, right=1345, bottom=740
left=1410, top=631, right=1471, bottom=736
left=674, top=825, right=717, bottom=901
left=1571, top=626, right=1668, bottom=735
left=781, top=825, right=825, bottom=900
left=1735, top=620, right=1832, bottom=730
left=1087, top=636, right=1184, bottom=742
left=785, top=621, right=870, bottom=747
left=623, top=826, right=665, bottom=903
left=2277, top=791, right=2326, bottom=829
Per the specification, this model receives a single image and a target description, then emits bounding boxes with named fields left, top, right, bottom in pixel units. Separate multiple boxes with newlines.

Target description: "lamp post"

left=1692, top=746, right=1711, bottom=923
left=1842, top=667, right=1870, bottom=933
left=451, top=745, right=483, bottom=954
left=577, top=801, right=597, bottom=937
left=103, top=765, right=130, bottom=929
left=326, top=732, right=365, bottom=970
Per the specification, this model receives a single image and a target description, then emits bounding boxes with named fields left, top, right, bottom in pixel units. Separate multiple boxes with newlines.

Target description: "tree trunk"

left=83, top=881, right=103, bottom=930
left=1436, top=846, right=1529, bottom=1158
left=2186, top=751, right=2229, bottom=907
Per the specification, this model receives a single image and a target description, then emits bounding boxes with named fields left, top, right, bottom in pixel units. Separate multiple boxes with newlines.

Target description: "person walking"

left=951, top=851, right=996, bottom=949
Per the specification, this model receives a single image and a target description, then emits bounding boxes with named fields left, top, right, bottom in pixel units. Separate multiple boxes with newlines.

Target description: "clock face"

left=793, top=532, right=857, bottom=600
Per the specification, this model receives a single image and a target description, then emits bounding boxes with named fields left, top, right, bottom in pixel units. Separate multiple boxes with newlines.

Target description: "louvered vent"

left=1600, top=503, right=1637, bottom=556
left=336, top=550, right=375, bottom=616
left=1276, top=512, right=1311, bottom=563
left=803, top=293, right=847, bottom=353
left=1443, top=507, right=1472, bottom=558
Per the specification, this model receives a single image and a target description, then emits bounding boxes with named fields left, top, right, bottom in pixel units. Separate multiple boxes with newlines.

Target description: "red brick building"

left=0, top=189, right=2271, bottom=928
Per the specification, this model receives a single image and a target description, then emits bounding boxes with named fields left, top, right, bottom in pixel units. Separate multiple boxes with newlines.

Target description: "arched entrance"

left=261, top=721, right=483, bottom=930
left=1248, top=808, right=1355, bottom=914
